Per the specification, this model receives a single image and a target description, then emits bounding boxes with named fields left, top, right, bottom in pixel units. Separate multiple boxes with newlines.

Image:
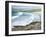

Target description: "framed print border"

left=5, top=1, right=45, bottom=36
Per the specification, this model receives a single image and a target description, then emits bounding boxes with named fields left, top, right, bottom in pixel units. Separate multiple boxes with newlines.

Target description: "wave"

left=12, top=12, right=41, bottom=26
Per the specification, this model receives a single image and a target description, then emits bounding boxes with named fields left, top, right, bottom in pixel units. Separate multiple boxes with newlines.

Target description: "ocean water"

left=12, top=12, right=41, bottom=26
left=11, top=6, right=41, bottom=26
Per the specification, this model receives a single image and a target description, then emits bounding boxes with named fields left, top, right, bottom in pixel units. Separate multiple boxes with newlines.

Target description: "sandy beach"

left=12, top=21, right=41, bottom=31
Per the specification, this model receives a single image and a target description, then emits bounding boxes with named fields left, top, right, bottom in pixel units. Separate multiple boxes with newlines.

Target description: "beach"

left=12, top=21, right=41, bottom=31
